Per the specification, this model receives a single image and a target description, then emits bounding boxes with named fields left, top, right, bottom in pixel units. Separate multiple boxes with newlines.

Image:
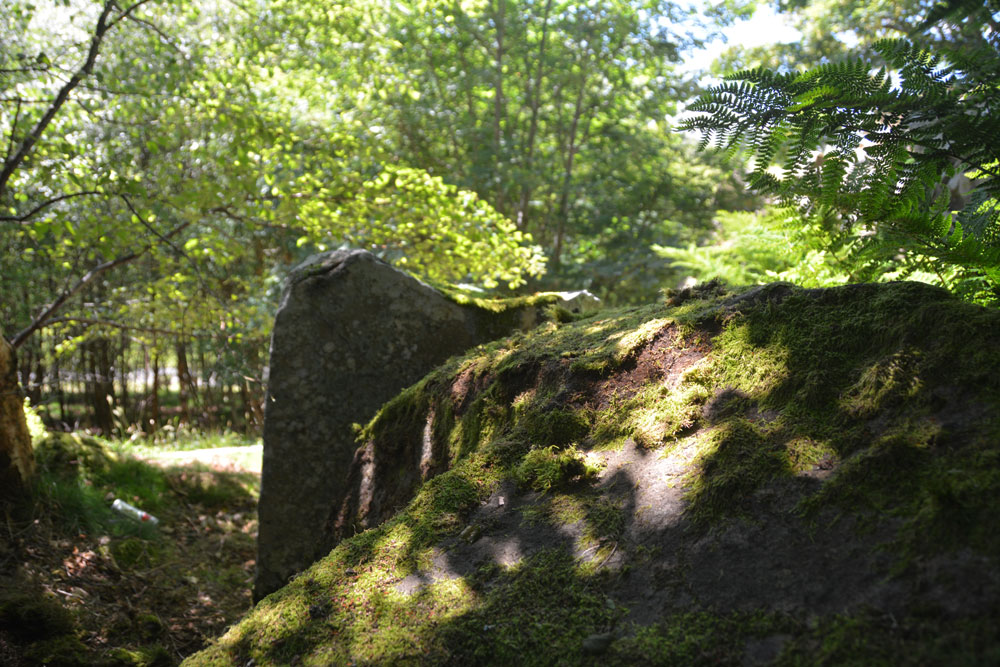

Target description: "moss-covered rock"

left=187, top=281, right=1000, bottom=666
left=34, top=432, right=118, bottom=478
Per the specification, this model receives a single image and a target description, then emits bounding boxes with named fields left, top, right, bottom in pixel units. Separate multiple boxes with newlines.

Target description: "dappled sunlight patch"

left=631, top=382, right=712, bottom=449
left=683, top=419, right=791, bottom=524
left=784, top=436, right=839, bottom=477
left=515, top=445, right=600, bottom=492
left=612, top=317, right=672, bottom=362
left=840, top=350, right=925, bottom=417
left=713, top=323, right=792, bottom=400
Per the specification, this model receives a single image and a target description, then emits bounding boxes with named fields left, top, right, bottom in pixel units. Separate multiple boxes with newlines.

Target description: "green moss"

left=776, top=611, right=1000, bottom=666
left=629, top=381, right=712, bottom=449
left=110, top=537, right=164, bottom=570
left=186, top=281, right=1000, bottom=666
left=34, top=432, right=118, bottom=478
left=613, top=611, right=790, bottom=665
left=0, top=590, right=75, bottom=642
left=783, top=436, right=838, bottom=473
left=684, top=419, right=790, bottom=524
left=515, top=445, right=599, bottom=492
left=515, top=407, right=592, bottom=448
left=107, top=644, right=172, bottom=667
left=437, top=286, right=565, bottom=314
left=437, top=550, right=620, bottom=665
left=547, top=493, right=588, bottom=524
left=21, top=634, right=90, bottom=667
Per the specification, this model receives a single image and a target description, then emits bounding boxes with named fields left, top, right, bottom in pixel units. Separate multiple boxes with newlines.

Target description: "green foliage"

left=286, top=0, right=755, bottom=301
left=653, top=206, right=948, bottom=288
left=683, top=7, right=1000, bottom=304
left=1, top=0, right=547, bottom=358
left=30, top=431, right=258, bottom=537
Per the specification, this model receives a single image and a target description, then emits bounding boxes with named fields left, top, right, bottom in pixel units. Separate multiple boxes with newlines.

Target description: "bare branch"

left=42, top=317, right=209, bottom=339
left=121, top=194, right=206, bottom=285
left=105, top=0, right=158, bottom=30
left=124, top=12, right=182, bottom=52
left=0, top=97, right=55, bottom=105
left=10, top=220, right=191, bottom=349
left=0, top=0, right=155, bottom=198
left=0, top=65, right=50, bottom=75
left=5, top=99, right=21, bottom=165
left=0, top=190, right=104, bottom=223
left=0, top=0, right=116, bottom=197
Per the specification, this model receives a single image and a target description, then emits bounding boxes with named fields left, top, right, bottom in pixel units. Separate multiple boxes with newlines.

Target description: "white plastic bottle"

left=111, top=498, right=160, bottom=527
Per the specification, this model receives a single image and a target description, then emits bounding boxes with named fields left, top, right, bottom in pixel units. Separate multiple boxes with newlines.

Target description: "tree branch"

left=10, top=220, right=191, bottom=349
left=42, top=317, right=208, bottom=339
left=0, top=0, right=152, bottom=198
left=0, top=190, right=104, bottom=223
left=123, top=12, right=182, bottom=52
left=4, top=98, right=22, bottom=166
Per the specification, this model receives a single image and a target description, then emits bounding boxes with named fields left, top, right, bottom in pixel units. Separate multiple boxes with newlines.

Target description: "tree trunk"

left=553, top=75, right=589, bottom=269
left=149, top=352, right=161, bottom=433
left=1, top=329, right=34, bottom=501
left=87, top=337, right=115, bottom=434
left=54, top=339, right=66, bottom=426
left=515, top=0, right=553, bottom=230
left=119, top=332, right=130, bottom=426
left=490, top=0, right=508, bottom=210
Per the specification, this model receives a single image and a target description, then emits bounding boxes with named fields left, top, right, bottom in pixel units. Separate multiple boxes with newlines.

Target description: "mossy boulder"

left=34, top=432, right=117, bottom=478
left=190, top=281, right=1000, bottom=666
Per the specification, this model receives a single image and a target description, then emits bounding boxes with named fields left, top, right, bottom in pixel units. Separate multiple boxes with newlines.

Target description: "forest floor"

left=1, top=442, right=262, bottom=666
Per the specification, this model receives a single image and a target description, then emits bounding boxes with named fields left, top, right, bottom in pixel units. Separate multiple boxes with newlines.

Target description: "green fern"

left=681, top=7, right=1000, bottom=305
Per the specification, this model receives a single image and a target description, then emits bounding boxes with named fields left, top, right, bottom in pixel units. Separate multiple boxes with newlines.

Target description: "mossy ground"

left=187, top=281, right=1000, bottom=666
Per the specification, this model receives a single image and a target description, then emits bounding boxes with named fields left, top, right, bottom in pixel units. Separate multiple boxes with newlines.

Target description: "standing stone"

left=254, top=250, right=597, bottom=600
left=0, top=329, right=34, bottom=502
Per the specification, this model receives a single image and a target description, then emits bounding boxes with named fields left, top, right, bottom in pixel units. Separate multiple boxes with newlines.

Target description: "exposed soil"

left=0, top=450, right=260, bottom=666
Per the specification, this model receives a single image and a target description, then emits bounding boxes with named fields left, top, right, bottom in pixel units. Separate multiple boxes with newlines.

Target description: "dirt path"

left=143, top=444, right=263, bottom=473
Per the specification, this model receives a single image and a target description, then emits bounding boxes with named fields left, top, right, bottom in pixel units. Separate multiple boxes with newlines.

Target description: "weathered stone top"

left=255, top=249, right=600, bottom=600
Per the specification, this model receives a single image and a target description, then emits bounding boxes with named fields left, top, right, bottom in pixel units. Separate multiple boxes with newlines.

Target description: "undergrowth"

left=2, top=431, right=262, bottom=666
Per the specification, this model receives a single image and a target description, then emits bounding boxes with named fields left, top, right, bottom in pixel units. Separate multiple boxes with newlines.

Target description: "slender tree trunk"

left=198, top=342, right=208, bottom=428
left=119, top=332, right=130, bottom=427
left=176, top=340, right=195, bottom=426
left=553, top=73, right=590, bottom=268
left=54, top=339, right=65, bottom=426
left=491, top=0, right=507, bottom=210
left=149, top=352, right=161, bottom=434
left=515, top=0, right=554, bottom=230
left=87, top=337, right=115, bottom=434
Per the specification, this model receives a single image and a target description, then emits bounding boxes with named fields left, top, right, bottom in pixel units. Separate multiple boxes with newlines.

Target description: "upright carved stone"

left=255, top=250, right=596, bottom=600
left=0, top=329, right=34, bottom=502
